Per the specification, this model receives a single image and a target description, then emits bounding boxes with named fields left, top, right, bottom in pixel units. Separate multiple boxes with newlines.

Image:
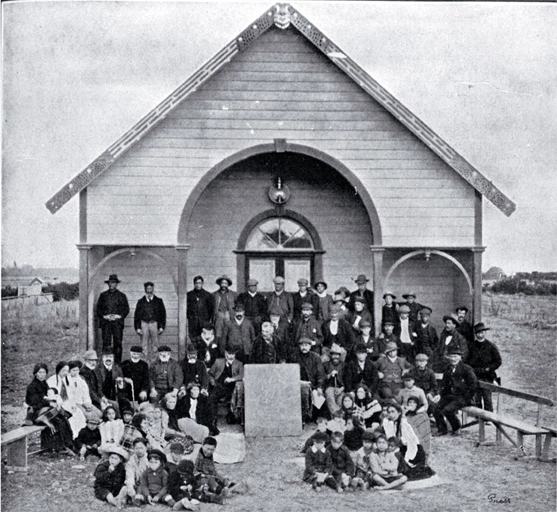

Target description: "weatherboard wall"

left=85, top=26, right=476, bottom=247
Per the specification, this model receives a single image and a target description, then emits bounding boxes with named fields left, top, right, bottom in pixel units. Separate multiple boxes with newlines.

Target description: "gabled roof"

left=45, top=3, right=515, bottom=216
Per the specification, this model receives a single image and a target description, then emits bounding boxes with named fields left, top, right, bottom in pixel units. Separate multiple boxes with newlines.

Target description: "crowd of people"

left=22, top=271, right=503, bottom=503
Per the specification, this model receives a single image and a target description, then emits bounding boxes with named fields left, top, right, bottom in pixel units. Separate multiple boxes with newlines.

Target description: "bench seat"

left=1, top=425, right=45, bottom=471
left=462, top=407, right=549, bottom=435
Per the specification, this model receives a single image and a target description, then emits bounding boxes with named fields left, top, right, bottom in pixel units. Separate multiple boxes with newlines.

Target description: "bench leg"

left=496, top=425, right=502, bottom=445
left=516, top=432, right=526, bottom=458
left=478, top=418, right=485, bottom=443
left=540, top=434, right=555, bottom=463
left=5, top=437, right=28, bottom=472
left=535, top=434, right=543, bottom=458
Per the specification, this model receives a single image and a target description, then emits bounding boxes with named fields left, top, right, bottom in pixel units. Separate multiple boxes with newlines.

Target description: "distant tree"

left=1, top=286, right=18, bottom=298
left=42, top=282, right=79, bottom=301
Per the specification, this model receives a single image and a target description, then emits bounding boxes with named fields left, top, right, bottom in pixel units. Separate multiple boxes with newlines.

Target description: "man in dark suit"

left=414, top=307, right=439, bottom=360
left=252, top=321, right=283, bottom=364
left=134, top=281, right=166, bottom=359
left=212, top=275, right=237, bottom=341
left=222, top=303, right=255, bottom=364
left=292, top=278, right=319, bottom=325
left=344, top=343, right=380, bottom=395
left=236, top=279, right=267, bottom=335
left=179, top=344, right=209, bottom=395
left=399, top=292, right=424, bottom=324
left=96, top=274, right=130, bottom=364
left=348, top=274, right=374, bottom=324
left=192, top=323, right=220, bottom=369
left=176, top=382, right=214, bottom=434
left=433, top=347, right=477, bottom=436
left=81, top=349, right=102, bottom=410
left=321, top=304, right=355, bottom=362
left=267, top=276, right=294, bottom=324
left=269, top=306, right=293, bottom=362
left=120, top=346, right=150, bottom=404
left=433, top=314, right=469, bottom=372
left=393, top=305, right=417, bottom=364
left=455, top=306, right=474, bottom=344
left=292, top=302, right=323, bottom=354
left=466, top=322, right=502, bottom=412
left=187, top=275, right=214, bottom=339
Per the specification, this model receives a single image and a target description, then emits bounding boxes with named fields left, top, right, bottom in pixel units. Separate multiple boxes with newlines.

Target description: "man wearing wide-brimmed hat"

left=466, top=322, right=502, bottom=412
left=212, top=275, right=237, bottom=340
left=96, top=274, right=130, bottom=364
left=314, top=281, right=333, bottom=322
left=432, top=313, right=468, bottom=373
left=266, top=276, right=294, bottom=324
left=381, top=291, right=399, bottom=330
left=349, top=274, right=374, bottom=324
left=433, top=346, right=477, bottom=437
left=399, top=292, right=424, bottom=324
left=237, top=278, right=267, bottom=335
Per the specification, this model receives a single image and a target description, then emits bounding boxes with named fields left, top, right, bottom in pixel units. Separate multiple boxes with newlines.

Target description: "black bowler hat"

left=130, top=346, right=143, bottom=353
left=474, top=322, right=491, bottom=333
left=105, top=274, right=121, bottom=284
left=158, top=345, right=171, bottom=352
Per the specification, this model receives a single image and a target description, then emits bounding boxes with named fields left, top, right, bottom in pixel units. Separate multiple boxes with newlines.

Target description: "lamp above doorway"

left=268, top=177, right=291, bottom=205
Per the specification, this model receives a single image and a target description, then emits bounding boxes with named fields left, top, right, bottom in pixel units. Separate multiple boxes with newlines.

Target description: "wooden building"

left=46, top=4, right=515, bottom=358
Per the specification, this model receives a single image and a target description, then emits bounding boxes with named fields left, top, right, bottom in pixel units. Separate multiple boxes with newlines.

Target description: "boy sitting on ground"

left=326, top=431, right=355, bottom=493
left=75, top=416, right=102, bottom=460
left=94, top=446, right=129, bottom=508
left=167, top=460, right=201, bottom=511
left=303, top=431, right=336, bottom=492
left=301, top=417, right=330, bottom=454
left=370, top=434, right=407, bottom=490
left=134, top=449, right=173, bottom=506
left=353, top=430, right=376, bottom=490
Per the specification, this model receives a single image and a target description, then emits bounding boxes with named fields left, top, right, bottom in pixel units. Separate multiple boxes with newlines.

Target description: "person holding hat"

left=134, top=281, right=167, bottom=360
left=292, top=278, right=320, bottom=325
left=212, top=275, right=237, bottom=340
left=321, top=304, right=355, bottom=363
left=433, top=347, right=478, bottom=436
left=375, top=342, right=412, bottom=399
left=414, top=307, right=439, bottom=360
left=432, top=314, right=468, bottom=373
left=314, top=281, right=333, bottom=322
left=466, top=323, right=502, bottom=412
left=175, top=384, right=213, bottom=440
left=393, top=304, right=418, bottom=364
left=237, top=278, right=267, bottom=335
left=293, top=337, right=326, bottom=423
left=187, top=276, right=214, bottom=339
left=135, top=449, right=172, bottom=506
left=93, top=445, right=129, bottom=507
left=120, top=346, right=150, bottom=406
left=96, top=274, right=130, bottom=364
left=149, top=346, right=183, bottom=402
left=347, top=296, right=373, bottom=338
left=74, top=415, right=102, bottom=460
left=222, top=302, right=255, bottom=364
left=349, top=274, right=374, bottom=322
left=455, top=306, right=474, bottom=344
left=381, top=291, right=400, bottom=330
left=292, top=302, right=323, bottom=355
left=266, top=276, right=294, bottom=324
left=400, top=292, right=424, bottom=324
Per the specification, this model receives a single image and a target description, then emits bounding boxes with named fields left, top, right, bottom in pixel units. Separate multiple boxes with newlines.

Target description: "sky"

left=2, top=1, right=556, bottom=274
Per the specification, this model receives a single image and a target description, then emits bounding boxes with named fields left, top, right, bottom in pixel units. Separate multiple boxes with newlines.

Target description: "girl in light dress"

left=99, top=405, right=125, bottom=453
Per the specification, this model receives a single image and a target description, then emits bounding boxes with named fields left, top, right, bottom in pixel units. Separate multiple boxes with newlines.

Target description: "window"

left=245, top=218, right=313, bottom=251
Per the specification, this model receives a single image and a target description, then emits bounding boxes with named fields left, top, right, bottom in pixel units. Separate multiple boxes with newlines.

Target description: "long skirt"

left=39, top=410, right=74, bottom=451
left=399, top=444, right=435, bottom=481
left=405, top=411, right=431, bottom=456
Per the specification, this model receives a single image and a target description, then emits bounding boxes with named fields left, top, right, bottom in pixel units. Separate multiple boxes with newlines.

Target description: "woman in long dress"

left=65, top=360, right=101, bottom=421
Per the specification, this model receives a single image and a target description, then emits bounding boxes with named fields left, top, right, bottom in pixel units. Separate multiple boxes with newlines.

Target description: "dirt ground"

left=2, top=295, right=556, bottom=512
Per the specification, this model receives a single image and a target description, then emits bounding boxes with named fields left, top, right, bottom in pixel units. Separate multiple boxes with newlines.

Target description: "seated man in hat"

left=381, top=291, right=400, bottom=330
left=374, top=342, right=412, bottom=399
left=293, top=302, right=323, bottom=354
left=408, top=353, right=440, bottom=412
left=292, top=337, right=326, bottom=423
left=120, top=346, right=150, bottom=406
left=433, top=347, right=477, bottom=436
left=252, top=321, right=284, bottom=364
left=323, top=344, right=346, bottom=416
left=222, top=303, right=255, bottom=364
left=349, top=274, right=374, bottom=321
left=432, top=314, right=468, bottom=373
left=149, top=346, right=183, bottom=403
left=376, top=321, right=401, bottom=357
left=96, top=274, right=130, bottom=364
left=332, top=289, right=350, bottom=321
left=267, top=276, right=294, bottom=324
left=344, top=343, right=380, bottom=396
left=354, top=320, right=381, bottom=361
left=347, top=297, right=373, bottom=338
left=455, top=306, right=474, bottom=345
left=292, top=278, right=320, bottom=325
left=212, top=275, right=237, bottom=341
left=192, top=323, right=220, bottom=369
left=81, top=349, right=103, bottom=410
left=179, top=344, right=209, bottom=396
left=134, top=281, right=166, bottom=361
left=399, top=292, right=424, bottom=324
left=237, top=279, right=267, bottom=335
left=207, top=346, right=244, bottom=431
left=94, top=351, right=124, bottom=413
left=314, top=281, right=333, bottom=322
left=466, top=323, right=502, bottom=412
left=321, top=304, right=355, bottom=363
left=394, top=305, right=417, bottom=364
left=414, top=307, right=439, bottom=360
left=269, top=306, right=293, bottom=362
left=187, top=275, right=214, bottom=339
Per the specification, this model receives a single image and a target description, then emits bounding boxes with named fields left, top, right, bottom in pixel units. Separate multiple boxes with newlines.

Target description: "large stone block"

left=243, top=364, right=302, bottom=437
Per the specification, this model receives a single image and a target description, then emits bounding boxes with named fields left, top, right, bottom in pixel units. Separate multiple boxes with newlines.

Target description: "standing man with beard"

left=222, top=303, right=255, bottom=364
left=96, top=274, right=130, bottom=364
left=236, top=279, right=267, bottom=335
left=433, top=314, right=468, bottom=372
left=212, top=275, right=237, bottom=341
left=267, top=276, right=294, bottom=325
left=187, top=276, right=214, bottom=339
left=292, top=278, right=319, bottom=325
left=455, top=307, right=474, bottom=345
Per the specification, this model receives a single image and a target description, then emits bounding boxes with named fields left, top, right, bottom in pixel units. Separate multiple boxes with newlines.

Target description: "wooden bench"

left=1, top=425, right=45, bottom=471
left=540, top=425, right=557, bottom=463
left=461, top=381, right=554, bottom=460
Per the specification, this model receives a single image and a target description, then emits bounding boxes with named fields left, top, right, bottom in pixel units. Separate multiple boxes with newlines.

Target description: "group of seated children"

left=94, top=436, right=247, bottom=509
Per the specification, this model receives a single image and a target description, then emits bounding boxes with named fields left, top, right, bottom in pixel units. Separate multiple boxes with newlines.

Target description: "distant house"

left=45, top=4, right=515, bottom=358
left=18, top=277, right=44, bottom=297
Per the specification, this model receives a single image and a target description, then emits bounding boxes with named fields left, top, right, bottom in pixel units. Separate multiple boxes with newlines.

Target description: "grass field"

left=1, top=295, right=556, bottom=512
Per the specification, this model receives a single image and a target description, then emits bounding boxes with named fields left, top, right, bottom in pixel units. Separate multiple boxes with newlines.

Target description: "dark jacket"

left=457, top=320, right=474, bottom=344
left=251, top=334, right=282, bottom=364
left=236, top=292, right=267, bottom=321
left=180, top=359, right=209, bottom=392
left=323, top=360, right=345, bottom=389
left=266, top=291, right=294, bottom=323
left=349, top=289, right=374, bottom=318
left=222, top=318, right=255, bottom=357
left=93, top=363, right=124, bottom=401
left=212, top=290, right=237, bottom=320
left=167, top=467, right=198, bottom=501
left=80, top=366, right=102, bottom=408
left=96, top=288, right=130, bottom=327
left=293, top=316, right=323, bottom=348
left=346, top=310, right=373, bottom=335
left=25, top=377, right=50, bottom=419
left=434, top=329, right=469, bottom=372
left=381, top=304, right=400, bottom=328
left=399, top=301, right=424, bottom=324
left=94, top=460, right=126, bottom=496
left=192, top=335, right=220, bottom=369
left=208, top=358, right=244, bottom=386
left=303, top=448, right=332, bottom=481
left=327, top=444, right=355, bottom=477
left=344, top=359, right=380, bottom=395
left=354, top=334, right=381, bottom=361
left=74, top=426, right=101, bottom=451
left=440, top=361, right=478, bottom=403
left=292, top=291, right=320, bottom=324
left=187, top=288, right=214, bottom=333
left=120, top=359, right=150, bottom=400
left=414, top=323, right=439, bottom=359
left=408, top=366, right=439, bottom=396
left=134, top=295, right=166, bottom=330
left=149, top=359, right=183, bottom=394
left=322, top=319, right=355, bottom=353
left=466, top=339, right=502, bottom=382
left=270, top=318, right=292, bottom=360
left=176, top=394, right=212, bottom=428
left=293, top=351, right=325, bottom=390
